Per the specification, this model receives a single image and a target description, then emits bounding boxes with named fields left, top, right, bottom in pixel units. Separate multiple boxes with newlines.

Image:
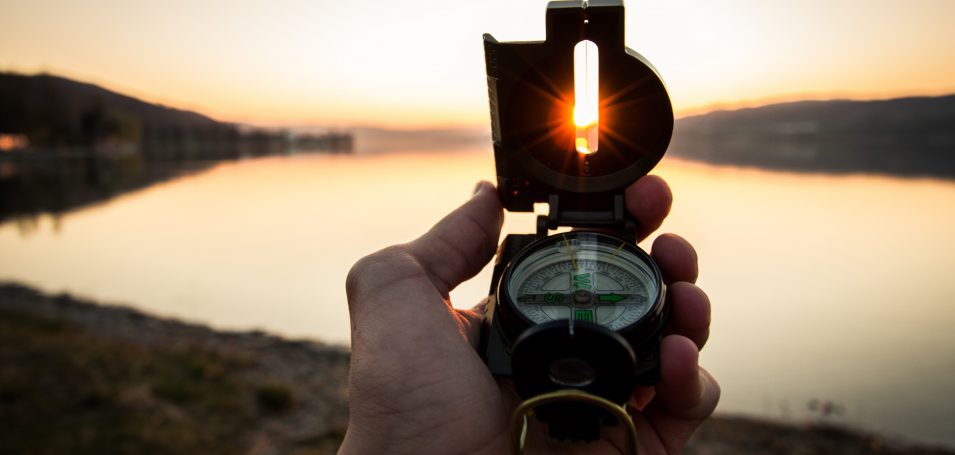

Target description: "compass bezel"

left=496, top=231, right=666, bottom=346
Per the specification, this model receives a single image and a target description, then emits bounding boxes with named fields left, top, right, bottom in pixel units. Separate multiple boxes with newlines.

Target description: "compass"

left=499, top=232, right=665, bottom=347
left=479, top=0, right=674, bottom=445
left=490, top=231, right=668, bottom=442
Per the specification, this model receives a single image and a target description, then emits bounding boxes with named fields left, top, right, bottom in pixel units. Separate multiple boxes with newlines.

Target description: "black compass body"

left=480, top=0, right=674, bottom=443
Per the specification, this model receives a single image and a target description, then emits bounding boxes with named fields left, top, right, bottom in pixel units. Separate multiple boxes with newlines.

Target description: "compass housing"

left=482, top=231, right=669, bottom=441
left=496, top=232, right=667, bottom=356
left=479, top=0, right=674, bottom=443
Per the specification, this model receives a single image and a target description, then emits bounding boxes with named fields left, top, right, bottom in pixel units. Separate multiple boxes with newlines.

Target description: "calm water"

left=2, top=148, right=954, bottom=447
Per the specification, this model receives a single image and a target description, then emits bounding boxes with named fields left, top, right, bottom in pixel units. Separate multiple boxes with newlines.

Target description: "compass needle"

left=611, top=242, right=626, bottom=259
left=562, top=234, right=579, bottom=272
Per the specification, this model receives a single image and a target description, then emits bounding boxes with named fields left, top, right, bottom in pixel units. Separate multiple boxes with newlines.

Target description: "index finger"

left=624, top=175, right=672, bottom=241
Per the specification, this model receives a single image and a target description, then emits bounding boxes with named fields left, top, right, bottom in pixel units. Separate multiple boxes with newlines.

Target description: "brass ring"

left=509, top=389, right=638, bottom=455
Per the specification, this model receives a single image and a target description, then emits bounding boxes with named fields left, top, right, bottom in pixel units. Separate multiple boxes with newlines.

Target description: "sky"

left=2, top=0, right=955, bottom=128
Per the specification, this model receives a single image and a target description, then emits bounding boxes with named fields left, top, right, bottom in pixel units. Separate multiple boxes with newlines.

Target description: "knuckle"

left=345, top=245, right=411, bottom=301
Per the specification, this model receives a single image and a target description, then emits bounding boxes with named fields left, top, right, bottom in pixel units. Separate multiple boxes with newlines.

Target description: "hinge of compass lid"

left=535, top=192, right=637, bottom=243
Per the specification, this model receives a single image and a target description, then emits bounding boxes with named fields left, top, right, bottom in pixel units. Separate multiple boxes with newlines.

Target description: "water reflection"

left=0, top=154, right=218, bottom=228
left=0, top=149, right=954, bottom=447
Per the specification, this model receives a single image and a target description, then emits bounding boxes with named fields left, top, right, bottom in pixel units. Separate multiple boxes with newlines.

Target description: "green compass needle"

left=598, top=293, right=626, bottom=303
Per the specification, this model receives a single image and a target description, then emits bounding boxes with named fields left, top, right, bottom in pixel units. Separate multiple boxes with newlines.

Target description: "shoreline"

left=1, top=282, right=951, bottom=454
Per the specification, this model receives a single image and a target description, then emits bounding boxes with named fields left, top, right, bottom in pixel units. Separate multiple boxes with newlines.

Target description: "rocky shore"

left=1, top=283, right=951, bottom=455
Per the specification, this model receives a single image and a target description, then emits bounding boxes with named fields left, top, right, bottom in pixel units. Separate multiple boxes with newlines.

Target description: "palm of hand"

left=341, top=179, right=718, bottom=455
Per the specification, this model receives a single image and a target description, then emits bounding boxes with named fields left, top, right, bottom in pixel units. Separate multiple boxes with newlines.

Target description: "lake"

left=1, top=146, right=954, bottom=448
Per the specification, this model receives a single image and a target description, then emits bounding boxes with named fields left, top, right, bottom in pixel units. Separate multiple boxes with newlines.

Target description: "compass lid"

left=484, top=0, right=673, bottom=221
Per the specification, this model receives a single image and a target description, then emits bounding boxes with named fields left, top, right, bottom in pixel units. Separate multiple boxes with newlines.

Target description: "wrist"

left=337, top=421, right=417, bottom=455
left=337, top=419, right=503, bottom=455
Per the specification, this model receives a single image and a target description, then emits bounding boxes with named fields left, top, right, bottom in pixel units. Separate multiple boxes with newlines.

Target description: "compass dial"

left=504, top=233, right=661, bottom=331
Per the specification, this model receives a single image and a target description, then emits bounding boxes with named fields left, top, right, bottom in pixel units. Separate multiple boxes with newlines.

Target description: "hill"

left=0, top=73, right=222, bottom=133
left=0, top=72, right=352, bottom=160
left=0, top=73, right=352, bottom=222
left=0, top=72, right=240, bottom=160
left=670, top=95, right=955, bottom=178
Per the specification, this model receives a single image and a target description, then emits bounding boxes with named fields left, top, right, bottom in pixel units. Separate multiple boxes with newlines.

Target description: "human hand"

left=340, top=176, right=719, bottom=454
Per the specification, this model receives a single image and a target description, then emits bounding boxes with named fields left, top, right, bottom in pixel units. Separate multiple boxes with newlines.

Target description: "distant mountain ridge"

left=0, top=72, right=351, bottom=160
left=3, top=72, right=953, bottom=178
left=0, top=72, right=221, bottom=130
left=678, top=95, right=955, bottom=133
left=670, top=94, right=955, bottom=178
left=0, top=73, right=352, bottom=222
left=0, top=72, right=236, bottom=158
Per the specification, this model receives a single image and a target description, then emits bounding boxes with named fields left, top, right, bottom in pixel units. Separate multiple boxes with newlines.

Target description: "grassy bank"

left=0, top=284, right=348, bottom=454
left=0, top=283, right=951, bottom=454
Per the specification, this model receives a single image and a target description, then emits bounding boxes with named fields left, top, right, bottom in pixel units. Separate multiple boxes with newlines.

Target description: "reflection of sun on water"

left=1, top=150, right=954, bottom=447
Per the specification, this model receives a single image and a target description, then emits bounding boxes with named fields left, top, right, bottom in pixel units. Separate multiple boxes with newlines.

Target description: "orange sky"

left=2, top=0, right=955, bottom=128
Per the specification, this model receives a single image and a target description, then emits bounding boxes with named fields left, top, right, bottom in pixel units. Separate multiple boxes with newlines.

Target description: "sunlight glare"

left=574, top=39, right=599, bottom=155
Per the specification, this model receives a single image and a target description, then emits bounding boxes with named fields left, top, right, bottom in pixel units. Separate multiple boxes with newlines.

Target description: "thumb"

left=407, top=181, right=504, bottom=297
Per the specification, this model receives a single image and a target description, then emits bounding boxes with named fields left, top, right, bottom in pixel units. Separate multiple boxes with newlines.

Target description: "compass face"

left=504, top=233, right=661, bottom=332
